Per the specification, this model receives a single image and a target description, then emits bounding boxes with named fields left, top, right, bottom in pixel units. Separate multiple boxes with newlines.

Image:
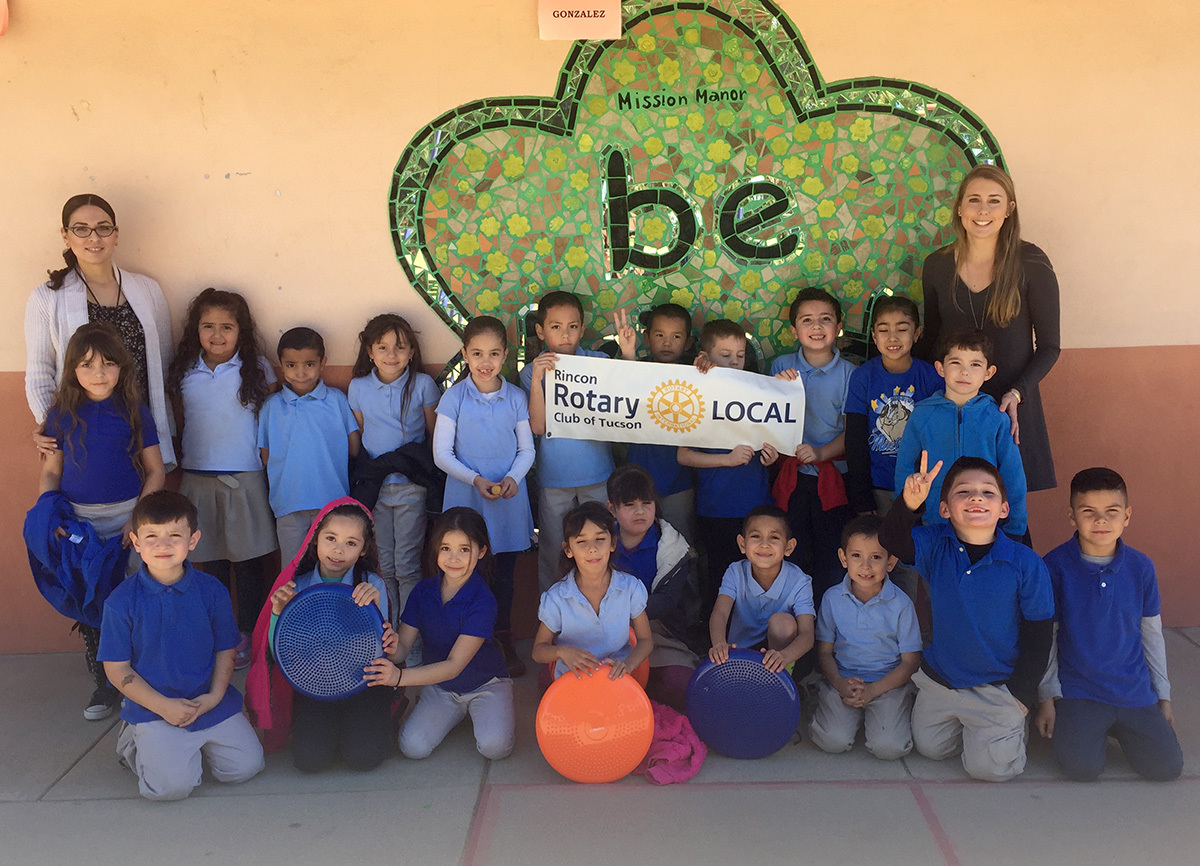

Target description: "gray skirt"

left=180, top=470, right=277, bottom=562
left=72, top=497, right=140, bottom=575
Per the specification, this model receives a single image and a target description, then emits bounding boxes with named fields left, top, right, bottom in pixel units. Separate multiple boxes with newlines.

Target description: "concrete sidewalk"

left=4, top=632, right=1200, bottom=865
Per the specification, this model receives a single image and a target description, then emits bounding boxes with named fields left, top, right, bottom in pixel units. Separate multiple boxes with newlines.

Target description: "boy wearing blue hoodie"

left=894, top=328, right=1026, bottom=539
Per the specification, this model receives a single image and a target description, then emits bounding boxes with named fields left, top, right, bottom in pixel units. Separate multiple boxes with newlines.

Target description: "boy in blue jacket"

left=894, top=328, right=1026, bottom=539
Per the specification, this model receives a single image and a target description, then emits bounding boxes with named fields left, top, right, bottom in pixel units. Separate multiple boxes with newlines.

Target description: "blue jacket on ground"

left=23, top=490, right=130, bottom=628
left=893, top=391, right=1027, bottom=535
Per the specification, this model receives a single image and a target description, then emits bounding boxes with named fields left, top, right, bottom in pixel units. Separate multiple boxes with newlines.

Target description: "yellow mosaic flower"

left=704, top=62, right=722, bottom=84
left=684, top=28, right=700, bottom=45
left=903, top=212, right=917, bottom=225
left=644, top=136, right=664, bottom=157
left=686, top=112, right=705, bottom=132
left=908, top=279, right=923, bottom=303
left=613, top=59, right=636, bottom=86
left=909, top=177, right=928, bottom=193
left=801, top=177, right=824, bottom=196
left=485, top=252, right=509, bottom=278
left=581, top=223, right=592, bottom=234
left=715, top=108, right=734, bottom=128
left=836, top=254, right=856, bottom=273
left=658, top=57, right=681, bottom=85
left=506, top=214, right=531, bottom=237
left=746, top=154, right=758, bottom=168
left=694, top=173, right=717, bottom=198
left=767, top=94, right=785, bottom=116
left=782, top=156, right=805, bottom=179
left=934, top=206, right=953, bottom=227
left=704, top=249, right=717, bottom=267
left=758, top=319, right=773, bottom=338
left=862, top=215, right=886, bottom=239
left=874, top=185, right=888, bottom=197
left=840, top=154, right=859, bottom=173
left=779, top=329, right=796, bottom=347
left=708, top=140, right=732, bottom=162
left=641, top=216, right=667, bottom=242
left=457, top=233, right=480, bottom=258
left=817, top=200, right=836, bottom=219
left=816, top=121, right=835, bottom=140
left=544, top=147, right=567, bottom=172
left=638, top=34, right=656, bottom=52
left=770, top=137, right=789, bottom=156
left=547, top=274, right=562, bottom=287
left=476, top=289, right=501, bottom=312
left=452, top=266, right=465, bottom=279
left=596, top=289, right=618, bottom=310
left=565, top=245, right=588, bottom=268
left=671, top=287, right=694, bottom=307
left=825, top=229, right=839, bottom=240
left=502, top=154, right=525, bottom=179
left=479, top=216, right=501, bottom=238
left=951, top=169, right=964, bottom=182
left=464, top=147, right=487, bottom=172
left=804, top=251, right=824, bottom=271
left=701, top=280, right=721, bottom=300
left=843, top=279, right=865, bottom=299
left=870, top=159, right=887, bottom=173
left=579, top=134, right=595, bottom=153
left=477, top=192, right=492, bottom=210
left=740, top=64, right=760, bottom=85
left=739, top=272, right=761, bottom=292
left=794, top=122, right=813, bottom=142
left=767, top=280, right=781, bottom=294
left=431, top=189, right=450, bottom=209
left=849, top=118, right=873, bottom=142
left=588, top=97, right=607, bottom=117
left=570, top=169, right=590, bottom=191
left=521, top=260, right=536, bottom=275
left=457, top=179, right=470, bottom=193
left=535, top=237, right=552, bottom=256
left=887, top=133, right=904, bottom=151
left=723, top=300, right=745, bottom=320
left=434, top=244, right=449, bottom=264
left=549, top=215, right=565, bottom=231
left=665, top=116, right=679, bottom=128
left=722, top=36, right=741, bottom=58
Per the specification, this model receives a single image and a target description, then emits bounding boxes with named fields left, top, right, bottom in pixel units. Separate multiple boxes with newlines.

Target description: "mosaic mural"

left=389, top=0, right=1003, bottom=374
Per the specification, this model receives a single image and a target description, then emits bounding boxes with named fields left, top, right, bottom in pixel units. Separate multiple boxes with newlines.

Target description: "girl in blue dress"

left=432, top=316, right=534, bottom=676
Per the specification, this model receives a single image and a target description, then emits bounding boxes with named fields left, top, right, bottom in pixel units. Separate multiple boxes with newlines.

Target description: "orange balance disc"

left=536, top=665, right=654, bottom=783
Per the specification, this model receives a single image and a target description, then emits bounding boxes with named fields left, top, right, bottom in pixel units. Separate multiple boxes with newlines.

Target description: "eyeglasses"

left=66, top=223, right=117, bottom=238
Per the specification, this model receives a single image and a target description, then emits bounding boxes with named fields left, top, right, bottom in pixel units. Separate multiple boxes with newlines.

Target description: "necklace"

left=965, top=283, right=984, bottom=329
left=78, top=267, right=124, bottom=307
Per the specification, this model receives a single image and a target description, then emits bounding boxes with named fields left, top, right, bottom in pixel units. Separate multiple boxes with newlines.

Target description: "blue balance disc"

left=273, top=582, right=384, bottom=701
left=686, top=648, right=801, bottom=759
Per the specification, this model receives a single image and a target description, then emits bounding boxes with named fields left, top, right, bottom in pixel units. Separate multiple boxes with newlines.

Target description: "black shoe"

left=495, top=631, right=526, bottom=678
left=84, top=687, right=119, bottom=721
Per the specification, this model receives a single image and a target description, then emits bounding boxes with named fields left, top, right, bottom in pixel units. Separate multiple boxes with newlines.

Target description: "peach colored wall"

left=2, top=1, right=1198, bottom=650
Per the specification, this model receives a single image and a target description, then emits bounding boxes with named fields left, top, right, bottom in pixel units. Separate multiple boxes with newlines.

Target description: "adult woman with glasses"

left=24, top=193, right=176, bottom=470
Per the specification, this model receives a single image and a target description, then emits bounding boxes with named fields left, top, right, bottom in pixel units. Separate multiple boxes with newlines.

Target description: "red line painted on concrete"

left=909, top=782, right=962, bottom=866
left=461, top=783, right=498, bottom=866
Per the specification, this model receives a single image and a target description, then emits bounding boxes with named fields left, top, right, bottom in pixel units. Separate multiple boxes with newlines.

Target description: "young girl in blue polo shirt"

left=348, top=313, right=440, bottom=626
left=37, top=322, right=167, bottom=720
left=364, top=507, right=514, bottom=760
left=168, top=289, right=277, bottom=667
left=532, top=502, right=654, bottom=687
left=433, top=316, right=535, bottom=677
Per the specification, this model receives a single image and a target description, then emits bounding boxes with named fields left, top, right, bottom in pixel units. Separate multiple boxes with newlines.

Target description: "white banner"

left=544, top=354, right=805, bottom=453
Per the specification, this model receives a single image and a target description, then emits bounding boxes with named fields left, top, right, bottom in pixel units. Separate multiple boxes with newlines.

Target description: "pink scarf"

left=634, top=701, right=707, bottom=784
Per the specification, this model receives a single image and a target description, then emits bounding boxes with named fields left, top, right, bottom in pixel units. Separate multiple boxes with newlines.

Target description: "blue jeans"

left=1052, top=697, right=1182, bottom=782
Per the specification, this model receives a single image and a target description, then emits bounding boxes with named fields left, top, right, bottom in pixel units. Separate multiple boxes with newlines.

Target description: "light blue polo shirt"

left=538, top=569, right=648, bottom=679
left=180, top=356, right=277, bottom=472
left=816, top=575, right=922, bottom=682
left=257, top=381, right=359, bottom=517
left=719, top=559, right=815, bottom=648
left=769, top=349, right=856, bottom=476
left=520, top=347, right=615, bottom=488
left=348, top=368, right=440, bottom=486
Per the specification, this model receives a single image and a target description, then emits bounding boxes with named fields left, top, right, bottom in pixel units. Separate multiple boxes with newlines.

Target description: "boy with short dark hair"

left=1035, top=468, right=1182, bottom=782
left=893, top=327, right=1027, bottom=539
left=259, top=327, right=361, bottom=563
left=627, top=302, right=698, bottom=544
left=883, top=454, right=1054, bottom=781
left=770, top=288, right=857, bottom=602
left=809, top=515, right=922, bottom=760
left=523, top=291, right=619, bottom=590
left=707, top=505, right=814, bottom=674
left=98, top=491, right=265, bottom=801
left=679, top=321, right=778, bottom=614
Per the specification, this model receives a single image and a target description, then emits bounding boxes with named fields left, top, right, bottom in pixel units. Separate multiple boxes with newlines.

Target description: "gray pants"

left=374, top=482, right=428, bottom=624
left=399, top=678, right=514, bottom=760
left=911, top=668, right=1028, bottom=782
left=116, top=712, right=265, bottom=801
left=537, top=482, right=608, bottom=592
left=809, top=679, right=915, bottom=760
left=276, top=508, right=321, bottom=567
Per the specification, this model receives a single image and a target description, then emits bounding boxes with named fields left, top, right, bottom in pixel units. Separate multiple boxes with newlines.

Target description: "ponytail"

left=47, top=248, right=79, bottom=291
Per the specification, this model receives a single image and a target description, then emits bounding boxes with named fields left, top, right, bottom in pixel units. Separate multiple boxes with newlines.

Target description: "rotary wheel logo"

left=646, top=380, right=705, bottom=434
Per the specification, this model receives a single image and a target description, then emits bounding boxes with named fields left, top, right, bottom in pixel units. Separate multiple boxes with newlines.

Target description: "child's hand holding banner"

left=544, top=354, right=805, bottom=453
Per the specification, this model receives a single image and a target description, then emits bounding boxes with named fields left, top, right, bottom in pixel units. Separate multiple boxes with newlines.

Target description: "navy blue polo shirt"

left=614, top=521, right=661, bottom=593
left=694, top=449, right=770, bottom=518
left=914, top=524, right=1054, bottom=688
left=97, top=564, right=244, bottom=731
left=401, top=571, right=508, bottom=694
left=1045, top=538, right=1160, bottom=708
left=627, top=443, right=693, bottom=497
left=46, top=399, right=159, bottom=504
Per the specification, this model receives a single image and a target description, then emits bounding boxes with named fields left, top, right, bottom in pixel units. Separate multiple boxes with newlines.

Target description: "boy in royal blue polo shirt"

left=258, top=327, right=361, bottom=564
left=809, top=515, right=922, bottom=760
left=99, top=491, right=264, bottom=801
left=708, top=505, right=814, bottom=674
left=680, top=320, right=779, bottom=615
left=882, top=454, right=1054, bottom=781
left=1035, top=468, right=1182, bottom=782
left=524, top=291, right=623, bottom=591
left=771, top=288, right=857, bottom=603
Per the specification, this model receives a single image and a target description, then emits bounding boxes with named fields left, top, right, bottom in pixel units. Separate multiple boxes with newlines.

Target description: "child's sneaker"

left=84, top=686, right=119, bottom=721
left=233, top=633, right=252, bottom=671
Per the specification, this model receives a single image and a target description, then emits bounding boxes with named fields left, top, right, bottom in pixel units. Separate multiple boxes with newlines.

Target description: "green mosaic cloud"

left=389, top=0, right=1002, bottom=373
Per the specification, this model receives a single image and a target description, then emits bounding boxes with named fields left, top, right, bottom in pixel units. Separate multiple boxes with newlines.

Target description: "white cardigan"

left=24, top=267, right=177, bottom=469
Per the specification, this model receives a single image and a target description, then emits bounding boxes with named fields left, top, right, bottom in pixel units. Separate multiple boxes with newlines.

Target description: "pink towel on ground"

left=634, top=701, right=707, bottom=784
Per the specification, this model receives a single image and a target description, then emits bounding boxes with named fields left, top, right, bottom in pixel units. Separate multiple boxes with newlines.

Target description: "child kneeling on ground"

left=809, top=515, right=922, bottom=759
left=99, top=491, right=264, bottom=801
